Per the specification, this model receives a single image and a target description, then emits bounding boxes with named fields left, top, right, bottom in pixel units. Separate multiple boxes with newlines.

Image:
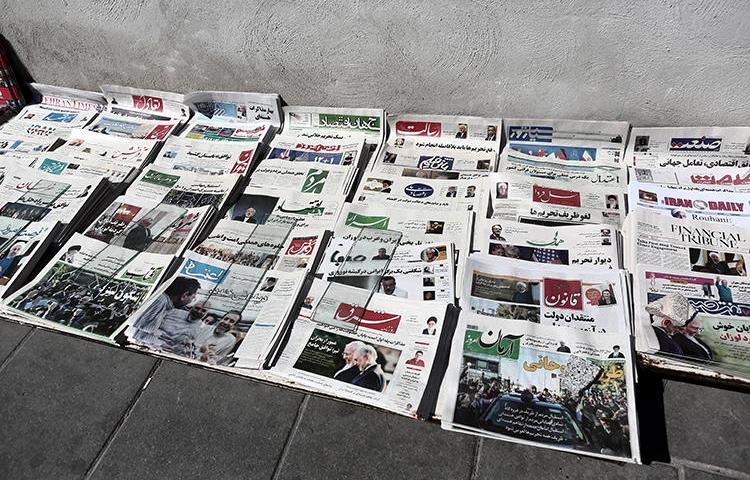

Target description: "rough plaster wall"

left=0, top=0, right=748, bottom=125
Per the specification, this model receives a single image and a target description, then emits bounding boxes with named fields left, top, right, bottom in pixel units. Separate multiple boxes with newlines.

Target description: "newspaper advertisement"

left=128, top=165, right=240, bottom=210
left=354, top=174, right=481, bottom=212
left=487, top=173, right=624, bottom=227
left=184, top=91, right=281, bottom=127
left=474, top=217, right=620, bottom=269
left=318, top=238, right=455, bottom=302
left=440, top=312, right=640, bottom=462
left=629, top=180, right=750, bottom=227
left=625, top=126, right=750, bottom=168
left=155, top=137, right=257, bottom=176
left=633, top=264, right=750, bottom=379
left=624, top=209, right=750, bottom=275
left=461, top=254, right=630, bottom=334
left=388, top=114, right=501, bottom=143
left=266, top=134, right=365, bottom=166
left=273, top=279, right=450, bottom=417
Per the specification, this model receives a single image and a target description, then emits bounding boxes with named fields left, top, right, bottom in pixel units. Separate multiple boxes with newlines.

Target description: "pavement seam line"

left=82, top=359, right=164, bottom=480
left=271, top=394, right=311, bottom=480
left=0, top=326, right=35, bottom=374
left=671, top=458, right=750, bottom=480
left=469, top=437, right=484, bottom=480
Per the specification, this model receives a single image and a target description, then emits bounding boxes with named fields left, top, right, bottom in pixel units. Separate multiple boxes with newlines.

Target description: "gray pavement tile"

left=0, top=329, right=156, bottom=480
left=664, top=379, right=750, bottom=473
left=684, top=468, right=741, bottom=480
left=0, top=318, right=32, bottom=362
left=476, top=441, right=678, bottom=479
left=88, top=361, right=306, bottom=480
left=276, top=396, right=477, bottom=480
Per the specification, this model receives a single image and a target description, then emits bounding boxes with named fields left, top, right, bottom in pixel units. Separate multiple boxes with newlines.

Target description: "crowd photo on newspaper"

left=1, top=79, right=749, bottom=464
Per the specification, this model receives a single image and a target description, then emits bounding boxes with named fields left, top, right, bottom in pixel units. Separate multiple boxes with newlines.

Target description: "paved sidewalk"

left=0, top=319, right=747, bottom=480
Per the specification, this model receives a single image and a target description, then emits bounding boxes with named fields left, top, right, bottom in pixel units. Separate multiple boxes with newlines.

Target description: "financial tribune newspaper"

left=473, top=218, right=620, bottom=270
left=628, top=181, right=750, bottom=227
left=623, top=209, right=750, bottom=274
left=624, top=126, right=750, bottom=168
left=460, top=254, right=631, bottom=334
left=439, top=312, right=640, bottom=462
left=633, top=264, right=750, bottom=380
left=273, top=278, right=452, bottom=417
left=486, top=173, right=624, bottom=227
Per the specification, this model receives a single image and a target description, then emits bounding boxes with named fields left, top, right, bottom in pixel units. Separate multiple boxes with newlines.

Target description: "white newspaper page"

left=372, top=144, right=495, bottom=179
left=266, top=134, right=365, bottom=167
left=499, top=148, right=627, bottom=187
left=184, top=91, right=281, bottom=127
left=387, top=113, right=501, bottom=144
left=28, top=152, right=134, bottom=183
left=632, top=166, right=750, bottom=193
left=283, top=106, right=385, bottom=144
left=249, top=159, right=354, bottom=197
left=179, top=119, right=272, bottom=143
left=273, top=279, right=449, bottom=417
left=354, top=173, right=481, bottom=212
left=57, top=128, right=157, bottom=168
left=100, top=84, right=189, bottom=120
left=461, top=254, right=630, bottom=334
left=633, top=264, right=750, bottom=380
left=155, top=137, right=257, bottom=176
left=440, top=311, right=640, bottom=462
left=474, top=217, right=620, bottom=269
left=487, top=173, right=624, bottom=227
left=629, top=181, right=750, bottom=227
left=128, top=165, right=240, bottom=210
left=625, top=126, right=750, bottom=168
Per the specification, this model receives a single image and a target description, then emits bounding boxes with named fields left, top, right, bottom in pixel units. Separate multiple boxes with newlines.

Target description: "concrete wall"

left=1, top=0, right=749, bottom=126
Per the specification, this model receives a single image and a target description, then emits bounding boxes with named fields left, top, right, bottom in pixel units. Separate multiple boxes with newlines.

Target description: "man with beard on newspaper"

left=156, top=300, right=211, bottom=351
left=333, top=340, right=365, bottom=383
left=194, top=310, right=242, bottom=365
left=350, top=344, right=386, bottom=392
left=130, top=277, right=200, bottom=345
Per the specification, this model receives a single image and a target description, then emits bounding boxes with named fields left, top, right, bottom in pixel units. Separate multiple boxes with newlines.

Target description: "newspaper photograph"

left=155, top=137, right=258, bottom=176
left=633, top=264, right=750, bottom=379
left=629, top=180, right=750, bottom=227
left=0, top=219, right=58, bottom=296
left=461, top=254, right=630, bottom=334
left=487, top=173, right=624, bottom=227
left=473, top=217, right=620, bottom=269
left=440, top=312, right=640, bottom=462
left=273, top=279, right=450, bottom=417
left=184, top=90, right=281, bottom=127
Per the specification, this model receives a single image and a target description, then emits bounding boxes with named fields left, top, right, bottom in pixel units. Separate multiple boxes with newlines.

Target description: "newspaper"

left=504, top=119, right=629, bottom=160
left=154, top=137, right=258, bottom=176
left=499, top=148, right=627, bottom=187
left=249, top=159, right=355, bottom=197
left=317, top=239, right=456, bottom=302
left=124, top=248, right=305, bottom=368
left=2, top=232, right=175, bottom=342
left=179, top=119, right=272, bottom=143
left=266, top=134, right=365, bottom=167
left=27, top=152, right=135, bottom=183
left=273, top=278, right=450, bottom=417
left=625, top=126, right=750, bottom=168
left=385, top=135, right=499, bottom=156
left=354, top=173, right=481, bottom=212
left=127, top=165, right=240, bottom=210
left=56, top=128, right=158, bottom=168
left=387, top=114, right=501, bottom=144
left=439, top=311, right=640, bottom=462
left=623, top=208, right=750, bottom=274
left=282, top=106, right=384, bottom=154
left=633, top=263, right=750, bottom=379
left=461, top=254, right=631, bottom=334
left=0, top=219, right=59, bottom=297
left=100, top=84, right=188, bottom=119
left=631, top=166, right=750, bottom=193
left=29, top=83, right=106, bottom=113
left=487, top=173, right=624, bottom=227
left=371, top=144, right=496, bottom=179
left=628, top=180, right=750, bottom=227
left=86, top=108, right=181, bottom=140
left=184, top=91, right=281, bottom=127
left=473, top=217, right=620, bottom=269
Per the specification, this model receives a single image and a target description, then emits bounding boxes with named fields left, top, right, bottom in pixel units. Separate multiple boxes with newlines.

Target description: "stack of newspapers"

left=624, top=127, right=750, bottom=380
left=1, top=81, right=748, bottom=464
